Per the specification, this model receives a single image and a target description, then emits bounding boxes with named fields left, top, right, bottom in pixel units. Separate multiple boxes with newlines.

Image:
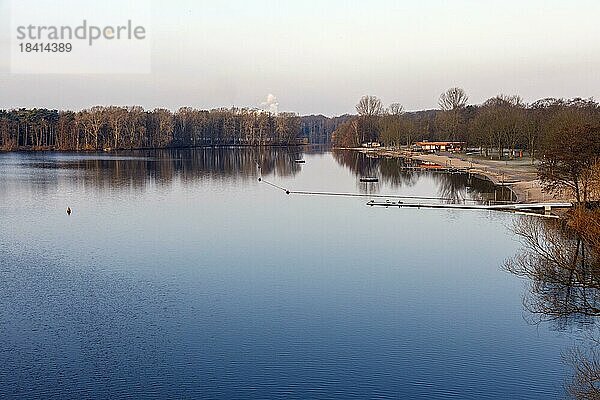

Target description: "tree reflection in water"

left=333, top=150, right=419, bottom=193
left=332, top=149, right=514, bottom=201
left=505, top=215, right=600, bottom=399
left=30, top=147, right=302, bottom=192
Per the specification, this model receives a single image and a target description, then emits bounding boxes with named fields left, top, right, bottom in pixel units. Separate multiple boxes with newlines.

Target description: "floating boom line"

left=254, top=164, right=555, bottom=213
left=259, top=177, right=499, bottom=203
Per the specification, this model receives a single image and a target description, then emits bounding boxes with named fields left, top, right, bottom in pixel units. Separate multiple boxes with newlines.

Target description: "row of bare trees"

left=332, top=90, right=474, bottom=149
left=0, top=107, right=302, bottom=151
left=332, top=90, right=600, bottom=162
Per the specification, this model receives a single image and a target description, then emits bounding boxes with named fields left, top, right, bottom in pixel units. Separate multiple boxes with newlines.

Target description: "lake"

left=0, top=148, right=574, bottom=399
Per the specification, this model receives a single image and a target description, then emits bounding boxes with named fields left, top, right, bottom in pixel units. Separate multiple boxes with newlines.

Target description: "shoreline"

left=0, top=143, right=315, bottom=153
left=341, top=147, right=568, bottom=204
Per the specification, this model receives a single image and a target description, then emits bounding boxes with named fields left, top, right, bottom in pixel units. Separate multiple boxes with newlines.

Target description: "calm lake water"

left=0, top=148, right=573, bottom=399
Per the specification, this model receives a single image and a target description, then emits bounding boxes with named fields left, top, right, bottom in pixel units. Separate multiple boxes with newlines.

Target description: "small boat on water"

left=294, top=159, right=306, bottom=164
left=360, top=177, right=379, bottom=183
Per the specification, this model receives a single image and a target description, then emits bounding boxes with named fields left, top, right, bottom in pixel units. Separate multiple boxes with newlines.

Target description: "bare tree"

left=106, top=106, right=127, bottom=149
left=81, top=106, right=105, bottom=150
left=387, top=103, right=404, bottom=116
left=538, top=107, right=600, bottom=204
left=126, top=106, right=145, bottom=149
left=355, top=95, right=383, bottom=144
left=438, top=87, right=469, bottom=111
left=380, top=103, right=408, bottom=147
left=438, top=87, right=469, bottom=142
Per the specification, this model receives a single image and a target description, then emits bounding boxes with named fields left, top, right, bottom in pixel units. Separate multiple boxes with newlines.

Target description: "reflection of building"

left=414, top=141, right=466, bottom=152
left=362, top=142, right=381, bottom=148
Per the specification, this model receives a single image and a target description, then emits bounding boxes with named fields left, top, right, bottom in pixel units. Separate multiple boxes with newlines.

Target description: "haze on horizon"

left=0, top=0, right=599, bottom=116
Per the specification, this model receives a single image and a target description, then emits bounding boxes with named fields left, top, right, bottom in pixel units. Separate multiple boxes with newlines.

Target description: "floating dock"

left=360, top=177, right=379, bottom=182
left=367, top=200, right=572, bottom=213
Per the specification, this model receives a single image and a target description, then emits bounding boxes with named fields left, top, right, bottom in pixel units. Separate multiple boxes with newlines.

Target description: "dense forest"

left=0, top=107, right=304, bottom=151
left=300, top=114, right=352, bottom=144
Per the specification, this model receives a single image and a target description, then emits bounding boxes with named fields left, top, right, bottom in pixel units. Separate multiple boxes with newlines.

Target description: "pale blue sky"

left=1, top=0, right=599, bottom=115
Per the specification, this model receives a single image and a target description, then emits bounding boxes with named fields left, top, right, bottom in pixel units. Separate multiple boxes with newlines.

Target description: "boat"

left=294, top=159, right=306, bottom=164
left=360, top=177, right=379, bottom=182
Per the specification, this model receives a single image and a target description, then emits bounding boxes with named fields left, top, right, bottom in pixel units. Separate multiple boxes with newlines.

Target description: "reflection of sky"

left=0, top=149, right=571, bottom=398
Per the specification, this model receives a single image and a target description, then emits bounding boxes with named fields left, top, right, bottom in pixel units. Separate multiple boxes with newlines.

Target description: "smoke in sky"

left=261, top=93, right=279, bottom=114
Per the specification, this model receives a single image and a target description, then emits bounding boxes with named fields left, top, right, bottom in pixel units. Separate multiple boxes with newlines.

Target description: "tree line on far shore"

left=332, top=90, right=600, bottom=159
left=0, top=107, right=302, bottom=151
left=332, top=90, right=600, bottom=204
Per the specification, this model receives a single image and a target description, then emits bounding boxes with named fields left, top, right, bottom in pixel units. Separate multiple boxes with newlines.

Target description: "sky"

left=0, top=0, right=599, bottom=115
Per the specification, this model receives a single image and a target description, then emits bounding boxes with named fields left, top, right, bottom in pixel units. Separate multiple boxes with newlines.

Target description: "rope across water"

left=259, top=177, right=472, bottom=202
left=255, top=160, right=513, bottom=204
